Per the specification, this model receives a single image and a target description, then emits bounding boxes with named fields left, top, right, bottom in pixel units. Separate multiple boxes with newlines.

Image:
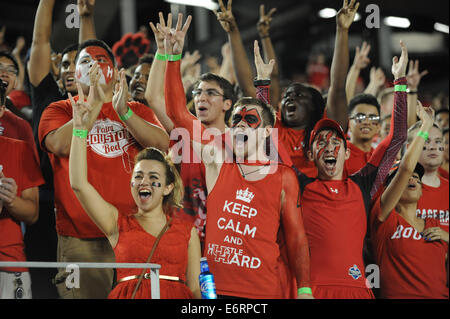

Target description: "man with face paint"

left=38, top=38, right=169, bottom=299
left=214, top=0, right=357, bottom=179
left=407, top=122, right=449, bottom=233
left=287, top=40, right=410, bottom=299
left=144, top=12, right=238, bottom=246
left=162, top=13, right=312, bottom=299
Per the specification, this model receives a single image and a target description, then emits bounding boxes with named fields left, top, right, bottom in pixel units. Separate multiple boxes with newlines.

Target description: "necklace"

left=237, top=163, right=269, bottom=178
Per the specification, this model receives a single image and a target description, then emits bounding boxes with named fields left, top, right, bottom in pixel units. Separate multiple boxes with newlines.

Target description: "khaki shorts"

left=0, top=271, right=32, bottom=299
left=54, top=235, right=115, bottom=299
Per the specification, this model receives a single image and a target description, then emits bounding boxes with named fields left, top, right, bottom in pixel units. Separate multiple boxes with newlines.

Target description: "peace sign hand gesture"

left=407, top=60, right=428, bottom=91
left=214, top=0, right=237, bottom=33
left=157, top=13, right=192, bottom=56
left=257, top=5, right=277, bottom=37
left=149, top=12, right=169, bottom=51
left=336, top=0, right=360, bottom=30
left=69, top=83, right=92, bottom=130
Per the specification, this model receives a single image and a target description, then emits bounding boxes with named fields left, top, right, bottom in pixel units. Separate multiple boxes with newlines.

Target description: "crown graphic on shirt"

left=236, top=188, right=255, bottom=203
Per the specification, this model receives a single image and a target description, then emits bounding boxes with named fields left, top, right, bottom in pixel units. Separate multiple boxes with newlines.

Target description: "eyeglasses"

left=349, top=113, right=380, bottom=124
left=192, top=89, right=224, bottom=98
left=0, top=64, right=18, bottom=76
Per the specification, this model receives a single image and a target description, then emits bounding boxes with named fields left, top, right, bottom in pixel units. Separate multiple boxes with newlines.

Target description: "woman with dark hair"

left=370, top=104, right=448, bottom=299
left=68, top=79, right=201, bottom=299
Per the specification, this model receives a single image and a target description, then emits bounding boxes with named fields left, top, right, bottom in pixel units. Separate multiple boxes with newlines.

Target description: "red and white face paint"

left=313, top=130, right=345, bottom=178
left=75, top=46, right=114, bottom=86
left=315, top=131, right=342, bottom=160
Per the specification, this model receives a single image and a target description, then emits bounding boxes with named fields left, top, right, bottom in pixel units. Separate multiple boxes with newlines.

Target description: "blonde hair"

left=135, top=147, right=184, bottom=215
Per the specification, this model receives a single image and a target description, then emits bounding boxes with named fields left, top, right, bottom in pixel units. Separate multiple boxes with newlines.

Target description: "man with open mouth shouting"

left=162, top=13, right=312, bottom=299
left=254, top=1, right=410, bottom=299
left=295, top=38, right=410, bottom=298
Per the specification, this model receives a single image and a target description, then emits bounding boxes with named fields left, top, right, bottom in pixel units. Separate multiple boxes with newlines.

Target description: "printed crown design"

left=236, top=188, right=255, bottom=203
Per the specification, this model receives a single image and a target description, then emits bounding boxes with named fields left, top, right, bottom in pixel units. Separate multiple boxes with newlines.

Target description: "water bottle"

left=199, top=257, right=217, bottom=299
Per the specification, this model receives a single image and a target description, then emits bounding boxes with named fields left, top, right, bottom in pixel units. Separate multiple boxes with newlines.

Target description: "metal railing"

left=0, top=261, right=161, bottom=299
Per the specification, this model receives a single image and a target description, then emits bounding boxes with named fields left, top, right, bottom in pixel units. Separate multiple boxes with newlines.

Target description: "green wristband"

left=73, top=129, right=88, bottom=138
left=394, top=84, right=407, bottom=92
left=155, top=52, right=168, bottom=61
left=417, top=131, right=429, bottom=141
left=119, top=107, right=133, bottom=121
left=298, top=287, right=312, bottom=295
left=167, top=54, right=182, bottom=62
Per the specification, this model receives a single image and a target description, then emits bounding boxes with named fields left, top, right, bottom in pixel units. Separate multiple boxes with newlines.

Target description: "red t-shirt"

left=344, top=142, right=373, bottom=176
left=371, top=197, right=448, bottom=299
left=274, top=113, right=317, bottom=178
left=438, top=167, right=449, bottom=180
left=38, top=99, right=163, bottom=238
left=205, top=163, right=295, bottom=298
left=0, top=136, right=44, bottom=272
left=416, top=176, right=449, bottom=232
left=0, top=110, right=38, bottom=161
left=301, top=178, right=371, bottom=289
left=8, top=90, right=31, bottom=110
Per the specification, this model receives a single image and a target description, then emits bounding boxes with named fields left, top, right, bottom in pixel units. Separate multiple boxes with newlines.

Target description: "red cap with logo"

left=309, top=118, right=347, bottom=149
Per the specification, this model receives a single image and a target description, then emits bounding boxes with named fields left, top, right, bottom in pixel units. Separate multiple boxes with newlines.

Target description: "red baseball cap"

left=309, top=118, right=347, bottom=149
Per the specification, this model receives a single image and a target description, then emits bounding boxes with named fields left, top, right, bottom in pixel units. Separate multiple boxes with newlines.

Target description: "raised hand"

left=336, top=0, right=360, bottom=30
left=369, top=67, right=386, bottom=88
left=157, top=13, right=192, bottom=56
left=181, top=50, right=202, bottom=74
left=214, top=0, right=236, bottom=33
left=77, top=0, right=95, bottom=17
left=69, top=83, right=92, bottom=130
left=257, top=5, right=277, bottom=37
left=86, top=61, right=106, bottom=109
left=149, top=12, right=169, bottom=51
left=254, top=40, right=275, bottom=80
left=416, top=100, right=434, bottom=128
left=391, top=40, right=408, bottom=79
left=112, top=69, right=129, bottom=116
left=407, top=60, right=428, bottom=90
left=352, top=41, right=371, bottom=70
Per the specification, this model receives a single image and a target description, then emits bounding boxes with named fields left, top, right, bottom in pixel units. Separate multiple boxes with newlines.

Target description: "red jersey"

left=344, top=142, right=373, bottom=176
left=0, top=136, right=44, bottom=272
left=0, top=109, right=38, bottom=161
left=8, top=90, right=31, bottom=110
left=371, top=197, right=448, bottom=299
left=38, top=98, right=163, bottom=238
left=205, top=163, right=295, bottom=298
left=438, top=167, right=449, bottom=180
left=416, top=176, right=449, bottom=232
left=298, top=77, right=409, bottom=297
left=274, top=117, right=317, bottom=178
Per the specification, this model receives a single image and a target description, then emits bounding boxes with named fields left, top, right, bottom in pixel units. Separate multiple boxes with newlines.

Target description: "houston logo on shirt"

left=87, top=119, right=134, bottom=160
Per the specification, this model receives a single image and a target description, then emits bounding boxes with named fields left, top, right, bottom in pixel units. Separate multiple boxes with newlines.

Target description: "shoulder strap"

left=131, top=217, right=173, bottom=299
